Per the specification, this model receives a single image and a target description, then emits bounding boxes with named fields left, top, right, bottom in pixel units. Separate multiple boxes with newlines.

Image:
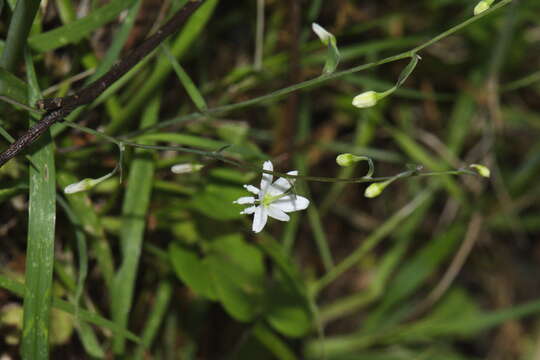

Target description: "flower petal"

left=252, top=206, right=268, bottom=233
left=267, top=205, right=290, bottom=222
left=233, top=196, right=255, bottom=205
left=243, top=184, right=260, bottom=195
left=260, top=161, right=273, bottom=195
left=268, top=170, right=297, bottom=196
left=272, top=194, right=310, bottom=212
left=240, top=206, right=257, bottom=215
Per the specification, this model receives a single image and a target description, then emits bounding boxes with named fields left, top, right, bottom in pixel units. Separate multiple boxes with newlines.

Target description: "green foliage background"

left=1, top=0, right=540, bottom=359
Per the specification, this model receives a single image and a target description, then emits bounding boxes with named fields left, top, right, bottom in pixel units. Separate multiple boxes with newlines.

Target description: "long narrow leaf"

left=0, top=0, right=40, bottom=70
left=110, top=0, right=218, bottom=133
left=56, top=196, right=105, bottom=358
left=57, top=172, right=115, bottom=290
left=21, top=50, right=56, bottom=360
left=111, top=96, right=160, bottom=353
left=28, top=0, right=137, bottom=52
left=134, top=281, right=173, bottom=359
left=0, top=67, right=28, bottom=104
left=162, top=43, right=207, bottom=111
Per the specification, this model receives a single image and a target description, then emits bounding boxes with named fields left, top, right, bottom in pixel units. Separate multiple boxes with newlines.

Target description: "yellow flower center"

left=261, top=192, right=288, bottom=207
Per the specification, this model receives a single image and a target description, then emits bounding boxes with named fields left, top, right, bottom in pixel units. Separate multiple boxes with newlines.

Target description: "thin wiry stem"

left=125, top=0, right=513, bottom=137
left=254, top=0, right=265, bottom=70
left=0, top=0, right=512, bottom=167
left=64, top=121, right=479, bottom=185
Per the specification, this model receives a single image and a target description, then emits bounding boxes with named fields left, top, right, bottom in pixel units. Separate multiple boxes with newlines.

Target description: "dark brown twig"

left=0, top=0, right=205, bottom=167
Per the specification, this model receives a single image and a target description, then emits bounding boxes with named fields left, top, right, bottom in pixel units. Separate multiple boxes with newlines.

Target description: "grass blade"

left=57, top=171, right=115, bottom=290
left=162, top=43, right=207, bottom=111
left=21, top=49, right=56, bottom=360
left=28, top=0, right=136, bottom=52
left=56, top=195, right=105, bottom=358
left=55, top=196, right=88, bottom=316
left=0, top=67, right=28, bottom=104
left=109, top=0, right=218, bottom=133
left=134, top=281, right=173, bottom=359
left=0, top=0, right=40, bottom=70
left=314, top=190, right=433, bottom=294
left=111, top=96, right=160, bottom=353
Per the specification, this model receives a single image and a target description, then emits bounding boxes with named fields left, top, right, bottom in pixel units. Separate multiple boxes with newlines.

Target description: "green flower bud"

left=470, top=164, right=491, bottom=178
left=336, top=153, right=356, bottom=167
left=474, top=0, right=494, bottom=15
left=474, top=1, right=489, bottom=15
left=312, top=23, right=333, bottom=45
left=352, top=91, right=380, bottom=108
left=312, top=22, right=340, bottom=74
left=364, top=180, right=393, bottom=198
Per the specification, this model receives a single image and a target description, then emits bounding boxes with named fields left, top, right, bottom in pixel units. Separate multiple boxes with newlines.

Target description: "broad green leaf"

left=265, top=277, right=311, bottom=337
left=169, top=243, right=218, bottom=300
left=191, top=184, right=247, bottom=220
left=206, top=234, right=265, bottom=322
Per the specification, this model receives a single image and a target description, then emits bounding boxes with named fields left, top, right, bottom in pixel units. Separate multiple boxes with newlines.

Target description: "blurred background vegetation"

left=1, top=0, right=540, bottom=359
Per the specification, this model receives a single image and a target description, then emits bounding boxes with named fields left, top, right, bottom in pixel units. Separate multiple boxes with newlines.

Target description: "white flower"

left=233, top=161, right=310, bottom=233
left=312, top=23, right=332, bottom=45
left=352, top=91, right=379, bottom=108
left=171, top=163, right=203, bottom=174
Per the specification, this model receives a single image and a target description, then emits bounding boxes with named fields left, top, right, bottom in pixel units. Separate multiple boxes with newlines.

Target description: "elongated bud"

left=364, top=180, right=393, bottom=198
left=312, top=22, right=340, bottom=74
left=470, top=164, right=491, bottom=178
left=171, top=163, right=204, bottom=174
left=474, top=1, right=489, bottom=14
left=312, top=23, right=332, bottom=45
left=474, top=0, right=494, bottom=15
left=64, top=178, right=103, bottom=194
left=64, top=169, right=116, bottom=194
left=336, top=154, right=375, bottom=178
left=352, top=91, right=380, bottom=108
